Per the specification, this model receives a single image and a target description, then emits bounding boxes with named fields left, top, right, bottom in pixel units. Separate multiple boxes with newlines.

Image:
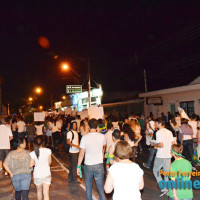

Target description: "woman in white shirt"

left=79, top=120, right=89, bottom=137
left=130, top=119, right=142, bottom=154
left=104, top=141, right=144, bottom=200
left=30, top=136, right=52, bottom=200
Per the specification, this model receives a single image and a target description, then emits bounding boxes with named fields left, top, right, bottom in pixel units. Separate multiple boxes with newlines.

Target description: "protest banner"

left=88, top=107, right=104, bottom=120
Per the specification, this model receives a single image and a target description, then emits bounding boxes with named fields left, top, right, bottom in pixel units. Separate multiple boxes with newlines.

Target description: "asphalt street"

left=0, top=146, right=200, bottom=200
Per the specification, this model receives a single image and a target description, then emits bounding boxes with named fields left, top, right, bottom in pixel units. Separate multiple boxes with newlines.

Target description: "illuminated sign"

left=66, top=85, right=82, bottom=93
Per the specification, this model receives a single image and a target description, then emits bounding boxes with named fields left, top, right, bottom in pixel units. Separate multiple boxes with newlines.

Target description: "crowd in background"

left=0, top=110, right=200, bottom=200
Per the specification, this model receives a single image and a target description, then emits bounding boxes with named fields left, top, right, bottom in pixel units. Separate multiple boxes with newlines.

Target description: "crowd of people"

left=0, top=110, right=200, bottom=200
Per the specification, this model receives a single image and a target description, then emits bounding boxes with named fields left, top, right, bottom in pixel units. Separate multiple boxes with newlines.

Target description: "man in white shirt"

left=67, top=121, right=79, bottom=184
left=0, top=118, right=13, bottom=171
left=77, top=118, right=106, bottom=200
left=16, top=117, right=26, bottom=138
left=104, top=122, right=114, bottom=153
left=151, top=118, right=174, bottom=197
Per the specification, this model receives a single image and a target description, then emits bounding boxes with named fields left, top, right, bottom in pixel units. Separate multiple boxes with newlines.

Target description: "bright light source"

left=62, top=63, right=69, bottom=71
left=62, top=96, right=66, bottom=100
left=39, top=105, right=43, bottom=110
left=35, top=87, right=42, bottom=94
left=28, top=97, right=33, bottom=101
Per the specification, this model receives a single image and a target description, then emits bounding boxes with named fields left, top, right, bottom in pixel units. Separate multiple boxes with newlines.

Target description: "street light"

left=35, top=87, right=42, bottom=94
left=39, top=105, right=43, bottom=110
left=61, top=63, right=81, bottom=78
left=61, top=58, right=91, bottom=107
left=28, top=97, right=33, bottom=101
left=62, top=95, right=66, bottom=100
left=62, top=63, right=69, bottom=70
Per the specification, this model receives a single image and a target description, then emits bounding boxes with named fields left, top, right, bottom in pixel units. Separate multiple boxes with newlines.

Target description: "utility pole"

left=88, top=58, right=91, bottom=108
left=50, top=92, right=53, bottom=110
left=144, top=69, right=147, bottom=93
left=0, top=77, right=2, bottom=115
left=8, top=103, right=10, bottom=115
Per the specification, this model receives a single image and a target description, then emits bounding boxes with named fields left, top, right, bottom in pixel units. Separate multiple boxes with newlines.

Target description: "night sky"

left=1, top=1, right=200, bottom=110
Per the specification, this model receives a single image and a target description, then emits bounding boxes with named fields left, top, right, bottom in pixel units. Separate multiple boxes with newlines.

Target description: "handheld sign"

left=178, top=107, right=190, bottom=120
left=34, top=112, right=45, bottom=122
left=88, top=107, right=104, bottom=120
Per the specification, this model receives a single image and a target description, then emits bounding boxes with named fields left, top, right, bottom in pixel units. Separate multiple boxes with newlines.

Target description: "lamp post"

left=61, top=58, right=91, bottom=107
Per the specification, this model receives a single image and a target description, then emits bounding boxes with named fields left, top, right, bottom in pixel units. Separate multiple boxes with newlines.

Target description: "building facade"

left=139, top=83, right=200, bottom=118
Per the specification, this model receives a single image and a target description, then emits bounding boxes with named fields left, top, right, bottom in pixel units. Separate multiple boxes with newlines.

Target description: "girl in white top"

left=79, top=120, right=89, bottom=136
left=30, top=136, right=52, bottom=200
left=104, top=141, right=144, bottom=200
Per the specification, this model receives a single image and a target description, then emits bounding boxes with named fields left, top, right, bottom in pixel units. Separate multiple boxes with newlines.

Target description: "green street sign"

left=66, top=85, right=82, bottom=94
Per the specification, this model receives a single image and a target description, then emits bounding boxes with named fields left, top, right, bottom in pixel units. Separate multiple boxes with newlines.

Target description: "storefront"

left=139, top=83, right=200, bottom=118
left=71, top=87, right=103, bottom=112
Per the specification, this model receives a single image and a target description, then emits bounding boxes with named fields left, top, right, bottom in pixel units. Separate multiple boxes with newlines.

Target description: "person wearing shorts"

left=3, top=138, right=31, bottom=200
left=30, top=136, right=52, bottom=200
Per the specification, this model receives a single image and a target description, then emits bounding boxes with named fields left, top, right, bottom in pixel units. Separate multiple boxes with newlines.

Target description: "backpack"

left=66, top=131, right=74, bottom=152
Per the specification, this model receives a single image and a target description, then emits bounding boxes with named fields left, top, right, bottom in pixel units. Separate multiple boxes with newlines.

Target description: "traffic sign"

left=66, top=85, right=82, bottom=94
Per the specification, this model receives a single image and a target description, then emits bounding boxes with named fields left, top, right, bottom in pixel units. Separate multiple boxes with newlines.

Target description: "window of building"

left=180, top=101, right=194, bottom=117
left=169, top=103, right=176, bottom=115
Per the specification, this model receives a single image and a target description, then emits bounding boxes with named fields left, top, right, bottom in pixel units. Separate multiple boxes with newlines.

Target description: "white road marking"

left=52, top=154, right=98, bottom=200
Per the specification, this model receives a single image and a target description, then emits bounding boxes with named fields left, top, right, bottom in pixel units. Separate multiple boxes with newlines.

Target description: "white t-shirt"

left=0, top=125, right=13, bottom=149
left=80, top=132, right=106, bottom=165
left=17, top=121, right=26, bottom=133
left=156, top=128, right=174, bottom=158
left=67, top=130, right=79, bottom=153
left=105, top=130, right=113, bottom=153
left=108, top=162, right=143, bottom=200
left=188, top=120, right=197, bottom=138
left=149, top=120, right=155, bottom=132
left=30, top=148, right=52, bottom=178
left=80, top=126, right=89, bottom=136
left=35, top=124, right=44, bottom=136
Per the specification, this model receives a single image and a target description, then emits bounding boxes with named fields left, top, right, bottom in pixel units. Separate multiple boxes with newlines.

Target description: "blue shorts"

left=11, top=173, right=31, bottom=191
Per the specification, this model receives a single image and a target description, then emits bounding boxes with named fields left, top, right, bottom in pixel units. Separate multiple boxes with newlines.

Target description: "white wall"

left=144, top=89, right=200, bottom=118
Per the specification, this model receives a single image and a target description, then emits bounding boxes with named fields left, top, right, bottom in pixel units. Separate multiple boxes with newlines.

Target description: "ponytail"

left=34, top=136, right=43, bottom=158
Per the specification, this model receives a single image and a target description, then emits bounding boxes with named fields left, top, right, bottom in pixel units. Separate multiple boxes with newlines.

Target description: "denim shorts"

left=34, top=175, right=51, bottom=186
left=11, top=173, right=31, bottom=191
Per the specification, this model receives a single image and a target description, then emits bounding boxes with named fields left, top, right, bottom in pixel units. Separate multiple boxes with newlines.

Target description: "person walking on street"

left=30, top=136, right=52, bottom=200
left=3, top=138, right=31, bottom=200
left=16, top=117, right=26, bottom=139
left=0, top=118, right=13, bottom=173
left=67, top=121, right=80, bottom=184
left=104, top=141, right=144, bottom=200
left=151, top=118, right=174, bottom=197
left=77, top=118, right=107, bottom=200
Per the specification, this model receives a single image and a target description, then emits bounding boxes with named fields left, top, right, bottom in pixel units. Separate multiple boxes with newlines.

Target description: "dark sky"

left=1, top=1, right=200, bottom=109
